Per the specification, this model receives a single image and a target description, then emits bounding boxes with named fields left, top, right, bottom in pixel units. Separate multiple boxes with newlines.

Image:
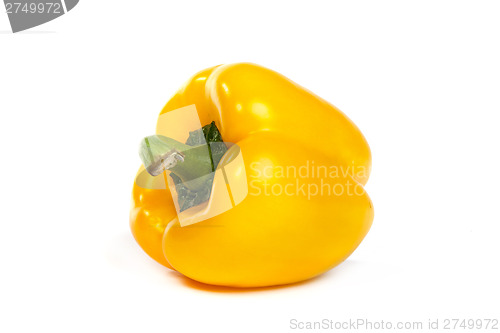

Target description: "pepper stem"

left=139, top=135, right=214, bottom=191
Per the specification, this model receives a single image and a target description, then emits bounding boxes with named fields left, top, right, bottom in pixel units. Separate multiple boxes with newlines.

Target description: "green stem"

left=139, top=135, right=213, bottom=191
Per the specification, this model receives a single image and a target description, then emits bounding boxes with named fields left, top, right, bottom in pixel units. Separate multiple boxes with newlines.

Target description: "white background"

left=1, top=1, right=499, bottom=332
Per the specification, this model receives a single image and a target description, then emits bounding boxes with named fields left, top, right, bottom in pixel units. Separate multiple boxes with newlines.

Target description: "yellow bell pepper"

left=130, top=63, right=373, bottom=287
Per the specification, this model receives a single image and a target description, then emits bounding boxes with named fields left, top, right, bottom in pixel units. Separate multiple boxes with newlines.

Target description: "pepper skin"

left=130, top=63, right=373, bottom=287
